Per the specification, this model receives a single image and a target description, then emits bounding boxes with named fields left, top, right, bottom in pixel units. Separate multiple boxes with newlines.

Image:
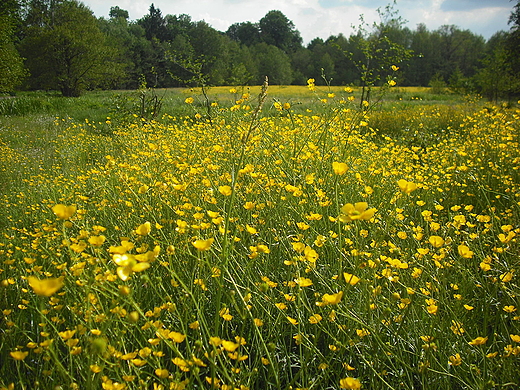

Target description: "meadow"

left=0, top=83, right=519, bottom=390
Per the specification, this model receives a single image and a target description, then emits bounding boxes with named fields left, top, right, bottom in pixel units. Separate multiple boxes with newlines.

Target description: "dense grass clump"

left=0, top=85, right=519, bottom=390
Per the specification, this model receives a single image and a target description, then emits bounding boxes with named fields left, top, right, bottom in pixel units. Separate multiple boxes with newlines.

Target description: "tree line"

left=0, top=0, right=519, bottom=99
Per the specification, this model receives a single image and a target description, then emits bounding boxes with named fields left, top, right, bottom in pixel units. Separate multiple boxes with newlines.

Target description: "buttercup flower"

left=218, top=185, right=232, bottom=196
left=339, top=202, right=376, bottom=222
left=469, top=336, right=488, bottom=346
left=28, top=276, right=64, bottom=297
left=343, top=273, right=360, bottom=286
left=10, top=351, right=29, bottom=361
left=448, top=353, right=462, bottom=366
left=135, top=221, right=152, bottom=236
left=318, top=291, right=344, bottom=306
left=397, top=179, right=417, bottom=194
left=52, top=204, right=76, bottom=220
left=458, top=244, right=474, bottom=259
left=340, top=377, right=362, bottom=389
left=428, top=235, right=444, bottom=248
left=192, top=238, right=214, bottom=251
left=332, top=161, right=349, bottom=175
left=113, top=254, right=150, bottom=281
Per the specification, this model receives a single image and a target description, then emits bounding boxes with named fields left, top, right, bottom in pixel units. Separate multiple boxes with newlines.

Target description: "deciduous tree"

left=0, top=2, right=26, bottom=93
left=20, top=0, right=122, bottom=96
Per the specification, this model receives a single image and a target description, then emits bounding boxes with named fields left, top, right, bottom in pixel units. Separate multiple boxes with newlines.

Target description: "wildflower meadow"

left=0, top=80, right=519, bottom=390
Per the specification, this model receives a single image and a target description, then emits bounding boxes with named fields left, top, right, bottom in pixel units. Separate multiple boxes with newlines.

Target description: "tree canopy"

left=19, top=0, right=123, bottom=96
left=3, top=0, right=519, bottom=98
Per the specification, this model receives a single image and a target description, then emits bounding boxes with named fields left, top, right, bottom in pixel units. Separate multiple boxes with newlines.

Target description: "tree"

left=20, top=0, right=122, bottom=96
left=259, top=10, right=302, bottom=53
left=251, top=42, right=292, bottom=84
left=109, top=6, right=128, bottom=20
left=350, top=2, right=413, bottom=105
left=506, top=0, right=520, bottom=87
left=139, top=4, right=168, bottom=41
left=0, top=1, right=26, bottom=93
left=307, top=39, right=335, bottom=83
left=407, top=23, right=439, bottom=86
left=226, top=22, right=261, bottom=46
left=475, top=31, right=516, bottom=102
left=434, top=25, right=485, bottom=82
left=224, top=41, right=256, bottom=86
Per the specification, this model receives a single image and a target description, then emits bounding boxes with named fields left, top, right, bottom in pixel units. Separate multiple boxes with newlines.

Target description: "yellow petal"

left=117, top=266, right=132, bottom=281
left=132, top=262, right=150, bottom=273
left=27, top=276, right=64, bottom=297
left=192, top=238, right=214, bottom=251
left=10, top=350, right=29, bottom=360
left=52, top=204, right=76, bottom=220
left=135, top=221, right=152, bottom=236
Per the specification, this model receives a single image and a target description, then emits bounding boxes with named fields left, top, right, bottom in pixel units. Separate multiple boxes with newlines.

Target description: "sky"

left=81, top=0, right=514, bottom=44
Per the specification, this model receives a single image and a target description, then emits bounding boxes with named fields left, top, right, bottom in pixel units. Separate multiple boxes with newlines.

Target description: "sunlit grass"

left=1, top=85, right=519, bottom=390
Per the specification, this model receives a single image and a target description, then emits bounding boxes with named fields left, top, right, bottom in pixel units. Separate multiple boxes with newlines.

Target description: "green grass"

left=1, top=86, right=519, bottom=390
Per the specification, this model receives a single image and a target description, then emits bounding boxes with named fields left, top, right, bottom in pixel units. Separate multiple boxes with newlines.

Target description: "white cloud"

left=82, top=0, right=512, bottom=43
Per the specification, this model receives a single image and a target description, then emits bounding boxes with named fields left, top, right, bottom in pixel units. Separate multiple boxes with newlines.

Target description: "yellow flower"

left=448, top=353, right=462, bottom=366
left=339, top=202, right=376, bottom=222
left=221, top=340, right=239, bottom=352
left=155, top=368, right=169, bottom=379
left=90, top=364, right=103, bottom=373
left=135, top=221, right=152, bottom=236
left=10, top=350, right=29, bottom=360
left=343, top=272, right=360, bottom=286
left=397, top=231, right=407, bottom=239
left=428, top=235, right=444, bottom=248
left=303, top=245, right=318, bottom=262
left=427, top=304, right=438, bottom=315
left=339, top=377, right=362, bottom=389
left=185, top=97, right=194, bottom=104
left=113, top=254, right=150, bottom=281
left=397, top=179, right=417, bottom=194
left=88, top=235, right=106, bottom=247
left=52, top=204, right=76, bottom=220
left=245, top=225, right=257, bottom=234
left=319, top=291, right=344, bottom=306
left=308, top=314, right=322, bottom=324
left=457, top=244, right=474, bottom=259
left=192, top=238, right=214, bottom=251
left=219, top=307, right=233, bottom=321
left=218, top=185, right=232, bottom=196
left=332, top=161, right=349, bottom=175
left=209, top=336, right=222, bottom=347
left=450, top=320, right=465, bottom=336
left=500, top=271, right=514, bottom=283
left=504, top=305, right=517, bottom=313
left=510, top=334, right=520, bottom=343
left=469, top=336, right=488, bottom=346
left=27, top=276, right=64, bottom=297
left=295, top=277, right=313, bottom=287
left=169, top=331, right=186, bottom=343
